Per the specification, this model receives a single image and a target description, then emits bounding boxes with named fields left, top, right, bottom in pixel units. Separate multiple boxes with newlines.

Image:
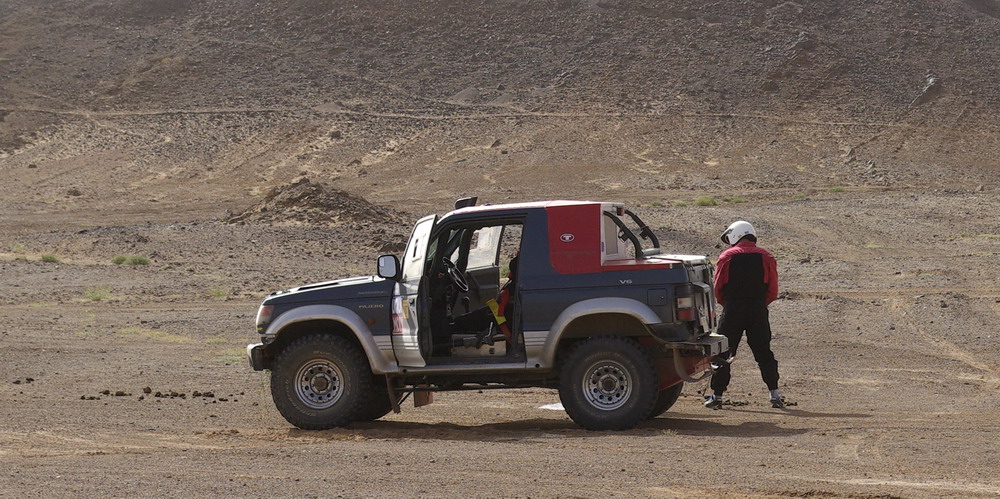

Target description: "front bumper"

left=247, top=343, right=265, bottom=371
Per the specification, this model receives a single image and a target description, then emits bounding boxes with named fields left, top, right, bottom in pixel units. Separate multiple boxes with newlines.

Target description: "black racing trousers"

left=711, top=299, right=779, bottom=395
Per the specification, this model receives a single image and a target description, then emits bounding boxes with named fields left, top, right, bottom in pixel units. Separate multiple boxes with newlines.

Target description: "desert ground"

left=2, top=1, right=999, bottom=497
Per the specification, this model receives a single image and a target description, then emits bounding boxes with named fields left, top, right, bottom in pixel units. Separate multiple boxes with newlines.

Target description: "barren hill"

left=2, top=0, right=999, bottom=224
left=2, top=3, right=1000, bottom=498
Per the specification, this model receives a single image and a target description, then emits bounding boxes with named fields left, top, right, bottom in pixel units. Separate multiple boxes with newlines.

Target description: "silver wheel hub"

left=295, top=360, right=344, bottom=409
left=582, top=360, right=632, bottom=411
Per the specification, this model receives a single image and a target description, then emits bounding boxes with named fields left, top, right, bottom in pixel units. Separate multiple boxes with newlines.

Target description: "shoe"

left=769, top=389, right=785, bottom=409
left=703, top=394, right=723, bottom=409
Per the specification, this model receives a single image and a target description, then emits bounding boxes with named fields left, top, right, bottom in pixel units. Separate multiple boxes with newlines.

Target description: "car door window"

left=466, top=225, right=503, bottom=270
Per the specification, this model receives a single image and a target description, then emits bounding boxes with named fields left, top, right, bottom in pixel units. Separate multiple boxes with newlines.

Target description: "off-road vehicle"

left=247, top=198, right=726, bottom=430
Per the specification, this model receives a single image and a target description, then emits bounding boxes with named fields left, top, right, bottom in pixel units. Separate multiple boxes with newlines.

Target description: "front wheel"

left=558, top=337, right=657, bottom=431
left=270, top=334, right=375, bottom=430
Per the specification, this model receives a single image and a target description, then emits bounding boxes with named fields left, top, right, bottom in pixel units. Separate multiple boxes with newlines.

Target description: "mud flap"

left=654, top=355, right=711, bottom=389
left=414, top=385, right=434, bottom=408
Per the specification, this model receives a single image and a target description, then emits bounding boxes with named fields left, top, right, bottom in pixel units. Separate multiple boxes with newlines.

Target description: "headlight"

left=255, top=305, right=274, bottom=333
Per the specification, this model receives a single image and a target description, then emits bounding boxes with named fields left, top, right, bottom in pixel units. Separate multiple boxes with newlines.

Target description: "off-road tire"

left=355, top=377, right=394, bottom=422
left=558, top=336, right=658, bottom=431
left=646, top=383, right=683, bottom=420
left=270, top=334, right=374, bottom=430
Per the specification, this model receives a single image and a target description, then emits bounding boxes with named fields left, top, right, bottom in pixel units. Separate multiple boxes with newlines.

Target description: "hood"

left=263, top=275, right=394, bottom=305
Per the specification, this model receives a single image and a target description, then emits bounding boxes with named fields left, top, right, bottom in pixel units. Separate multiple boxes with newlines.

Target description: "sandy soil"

left=2, top=1, right=999, bottom=497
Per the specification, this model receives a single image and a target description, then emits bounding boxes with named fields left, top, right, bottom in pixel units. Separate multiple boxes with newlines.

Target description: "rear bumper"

left=246, top=343, right=265, bottom=371
left=668, top=333, right=728, bottom=357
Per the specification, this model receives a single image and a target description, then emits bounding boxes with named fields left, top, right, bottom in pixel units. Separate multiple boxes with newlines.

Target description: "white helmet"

left=721, top=220, right=756, bottom=245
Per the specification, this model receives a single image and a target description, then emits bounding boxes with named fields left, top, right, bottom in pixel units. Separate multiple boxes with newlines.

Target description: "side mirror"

left=377, top=254, right=400, bottom=280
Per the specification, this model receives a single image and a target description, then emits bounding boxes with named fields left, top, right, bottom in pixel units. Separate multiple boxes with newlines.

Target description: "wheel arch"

left=261, top=304, right=397, bottom=374
left=532, top=297, right=658, bottom=369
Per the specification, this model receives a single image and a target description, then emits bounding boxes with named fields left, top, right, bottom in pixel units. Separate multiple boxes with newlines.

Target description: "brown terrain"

left=1, top=0, right=999, bottom=497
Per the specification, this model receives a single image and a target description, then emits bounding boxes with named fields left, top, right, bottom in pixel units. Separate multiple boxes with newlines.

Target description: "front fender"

left=529, top=297, right=660, bottom=369
left=263, top=304, right=398, bottom=374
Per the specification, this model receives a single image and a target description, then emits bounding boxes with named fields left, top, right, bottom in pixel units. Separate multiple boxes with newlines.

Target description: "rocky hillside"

left=1, top=0, right=998, bottom=224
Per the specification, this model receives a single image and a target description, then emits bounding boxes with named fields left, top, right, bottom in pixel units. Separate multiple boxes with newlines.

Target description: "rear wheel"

left=646, top=383, right=683, bottom=420
left=270, top=334, right=374, bottom=430
left=558, top=336, right=657, bottom=431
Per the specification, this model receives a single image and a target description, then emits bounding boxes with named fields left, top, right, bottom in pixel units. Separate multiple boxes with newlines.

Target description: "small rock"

left=101, top=389, right=110, bottom=395
left=13, top=380, right=21, bottom=385
left=115, top=391, right=127, bottom=396
left=143, top=386, right=152, bottom=394
left=25, top=377, right=33, bottom=383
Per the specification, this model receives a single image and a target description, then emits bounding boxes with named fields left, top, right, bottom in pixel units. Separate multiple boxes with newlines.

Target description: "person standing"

left=704, top=221, right=784, bottom=409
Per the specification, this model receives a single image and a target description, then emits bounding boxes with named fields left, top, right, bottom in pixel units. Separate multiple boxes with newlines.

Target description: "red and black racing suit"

left=711, top=239, right=780, bottom=396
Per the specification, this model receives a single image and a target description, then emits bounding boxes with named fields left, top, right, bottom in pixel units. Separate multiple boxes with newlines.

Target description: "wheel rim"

left=295, top=359, right=344, bottom=409
left=581, top=360, right=632, bottom=411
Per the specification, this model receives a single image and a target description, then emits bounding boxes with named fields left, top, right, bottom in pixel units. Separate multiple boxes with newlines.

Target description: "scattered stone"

left=101, top=389, right=110, bottom=395
left=910, top=70, right=942, bottom=106
left=115, top=390, right=127, bottom=396
left=25, top=377, right=34, bottom=383
left=13, top=380, right=21, bottom=385
left=154, top=391, right=163, bottom=398
left=193, top=390, right=202, bottom=397
left=143, top=386, right=152, bottom=394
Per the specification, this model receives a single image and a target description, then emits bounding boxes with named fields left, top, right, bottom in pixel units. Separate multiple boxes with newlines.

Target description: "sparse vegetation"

left=794, top=193, right=807, bottom=200
left=117, top=327, right=190, bottom=343
left=126, top=255, right=150, bottom=265
left=651, top=201, right=664, bottom=207
left=205, top=337, right=227, bottom=345
left=209, top=287, right=228, bottom=300
left=84, top=287, right=111, bottom=301
left=111, top=255, right=127, bottom=265
left=694, top=196, right=718, bottom=207
left=829, top=186, right=846, bottom=193
left=11, top=243, right=26, bottom=253
left=724, top=197, right=748, bottom=204
left=863, top=243, right=883, bottom=249
left=40, top=254, right=60, bottom=263
left=673, top=200, right=687, bottom=207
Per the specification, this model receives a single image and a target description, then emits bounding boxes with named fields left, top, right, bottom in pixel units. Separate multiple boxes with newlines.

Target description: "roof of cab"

left=443, top=200, right=605, bottom=218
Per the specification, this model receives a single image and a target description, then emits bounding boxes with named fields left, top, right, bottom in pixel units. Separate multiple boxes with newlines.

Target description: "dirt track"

left=3, top=1, right=1000, bottom=497
left=2, top=188, right=998, bottom=498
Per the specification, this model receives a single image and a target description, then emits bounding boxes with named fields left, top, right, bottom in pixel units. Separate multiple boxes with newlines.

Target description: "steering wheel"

left=441, top=257, right=470, bottom=293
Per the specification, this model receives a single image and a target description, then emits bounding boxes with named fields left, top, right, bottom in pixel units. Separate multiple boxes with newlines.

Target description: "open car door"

left=392, top=214, right=437, bottom=367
